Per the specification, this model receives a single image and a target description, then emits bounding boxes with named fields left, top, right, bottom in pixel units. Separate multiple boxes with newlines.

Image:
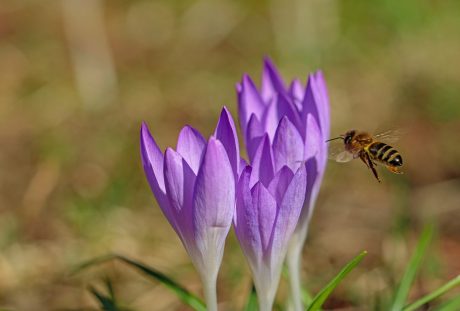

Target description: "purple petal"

left=249, top=135, right=274, bottom=188
left=295, top=158, right=320, bottom=234
left=251, top=182, right=278, bottom=259
left=140, top=123, right=176, bottom=231
left=269, top=163, right=307, bottom=262
left=267, top=166, right=294, bottom=203
left=238, top=75, right=265, bottom=137
left=261, top=99, right=278, bottom=141
left=300, top=74, right=323, bottom=139
left=304, top=114, right=321, bottom=161
left=261, top=58, right=286, bottom=102
left=239, top=158, right=248, bottom=175
left=245, top=114, right=264, bottom=163
left=276, top=94, right=302, bottom=137
left=214, top=107, right=240, bottom=178
left=234, top=167, right=262, bottom=263
left=164, top=148, right=185, bottom=213
left=140, top=122, right=165, bottom=192
left=193, top=138, right=235, bottom=252
left=272, top=116, right=304, bottom=172
left=314, top=71, right=331, bottom=140
left=176, top=125, right=206, bottom=175
left=306, top=157, right=323, bottom=216
left=289, top=79, right=304, bottom=110
left=163, top=148, right=195, bottom=238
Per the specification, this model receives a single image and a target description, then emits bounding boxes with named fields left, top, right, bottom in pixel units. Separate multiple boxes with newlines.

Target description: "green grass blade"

left=403, top=275, right=460, bottom=311
left=302, top=287, right=314, bottom=306
left=306, top=251, right=367, bottom=311
left=390, top=225, right=434, bottom=311
left=89, top=286, right=121, bottom=311
left=431, top=294, right=460, bottom=311
left=115, top=255, right=206, bottom=311
left=75, top=254, right=206, bottom=311
left=243, top=284, right=258, bottom=311
left=71, top=254, right=119, bottom=275
left=104, top=277, right=116, bottom=303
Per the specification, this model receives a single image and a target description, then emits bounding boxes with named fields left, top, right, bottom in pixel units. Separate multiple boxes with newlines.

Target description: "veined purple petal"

left=262, top=99, right=278, bottom=141
left=304, top=114, right=321, bottom=161
left=176, top=125, right=206, bottom=175
left=140, top=123, right=176, bottom=232
left=163, top=148, right=195, bottom=238
left=289, top=79, right=304, bottom=110
left=249, top=134, right=274, bottom=188
left=267, top=166, right=294, bottom=203
left=269, top=163, right=307, bottom=264
left=250, top=182, right=278, bottom=260
left=164, top=148, right=186, bottom=213
left=276, top=94, right=302, bottom=138
left=214, top=107, right=239, bottom=178
left=234, top=166, right=261, bottom=262
left=295, top=158, right=319, bottom=233
left=314, top=71, right=331, bottom=140
left=246, top=114, right=264, bottom=163
left=272, top=116, right=304, bottom=172
left=261, top=58, right=286, bottom=102
left=239, top=158, right=248, bottom=175
left=140, top=122, right=165, bottom=192
left=193, top=138, right=235, bottom=253
left=238, top=75, right=265, bottom=136
left=300, top=74, right=323, bottom=139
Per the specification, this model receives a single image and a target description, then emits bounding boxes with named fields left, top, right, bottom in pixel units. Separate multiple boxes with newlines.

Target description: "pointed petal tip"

left=241, top=74, right=257, bottom=89
left=242, top=164, right=252, bottom=175
left=263, top=56, right=275, bottom=68
left=279, top=164, right=295, bottom=174
left=219, top=106, right=231, bottom=118
left=179, top=124, right=200, bottom=137
left=140, top=121, right=150, bottom=138
left=164, top=146, right=175, bottom=157
left=236, top=82, right=242, bottom=92
left=140, top=121, right=157, bottom=153
left=207, top=135, right=226, bottom=154
left=278, top=114, right=294, bottom=128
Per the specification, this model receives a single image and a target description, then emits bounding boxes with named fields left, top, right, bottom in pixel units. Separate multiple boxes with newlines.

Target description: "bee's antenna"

left=325, top=136, right=344, bottom=143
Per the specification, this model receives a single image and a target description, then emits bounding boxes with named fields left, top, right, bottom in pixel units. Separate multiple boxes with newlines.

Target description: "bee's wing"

left=335, top=151, right=355, bottom=163
left=373, top=129, right=403, bottom=144
left=327, top=141, right=355, bottom=163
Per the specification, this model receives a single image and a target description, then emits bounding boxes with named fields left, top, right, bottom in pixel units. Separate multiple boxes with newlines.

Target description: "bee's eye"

left=344, top=135, right=351, bottom=144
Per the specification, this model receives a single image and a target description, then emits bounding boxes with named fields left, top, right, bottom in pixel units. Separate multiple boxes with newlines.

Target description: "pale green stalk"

left=201, top=272, right=218, bottom=311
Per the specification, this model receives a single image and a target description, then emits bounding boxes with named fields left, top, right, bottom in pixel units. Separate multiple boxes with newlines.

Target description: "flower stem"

left=257, top=291, right=275, bottom=311
left=202, top=274, right=218, bottom=311
left=287, top=240, right=304, bottom=311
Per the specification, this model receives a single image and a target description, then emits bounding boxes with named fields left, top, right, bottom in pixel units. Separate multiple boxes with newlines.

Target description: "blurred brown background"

left=1, top=0, right=459, bottom=310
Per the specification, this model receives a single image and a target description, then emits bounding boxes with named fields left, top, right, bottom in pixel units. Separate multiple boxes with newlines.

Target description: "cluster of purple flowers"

left=141, top=59, right=330, bottom=310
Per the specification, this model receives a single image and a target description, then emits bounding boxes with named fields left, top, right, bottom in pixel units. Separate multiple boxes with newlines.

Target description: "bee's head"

left=326, top=129, right=357, bottom=145
left=343, top=130, right=356, bottom=145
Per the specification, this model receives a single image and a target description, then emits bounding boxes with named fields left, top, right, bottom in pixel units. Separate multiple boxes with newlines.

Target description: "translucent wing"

left=335, top=151, right=355, bottom=163
left=373, top=129, right=403, bottom=144
left=327, top=140, right=355, bottom=163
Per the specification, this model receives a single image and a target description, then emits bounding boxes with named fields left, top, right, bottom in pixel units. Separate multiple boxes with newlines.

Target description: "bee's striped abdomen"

left=368, top=142, right=403, bottom=167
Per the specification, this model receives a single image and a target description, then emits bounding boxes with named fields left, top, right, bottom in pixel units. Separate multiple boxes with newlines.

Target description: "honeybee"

left=327, top=130, right=403, bottom=182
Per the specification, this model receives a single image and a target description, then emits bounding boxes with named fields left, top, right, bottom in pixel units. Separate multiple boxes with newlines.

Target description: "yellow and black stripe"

left=367, top=142, right=403, bottom=167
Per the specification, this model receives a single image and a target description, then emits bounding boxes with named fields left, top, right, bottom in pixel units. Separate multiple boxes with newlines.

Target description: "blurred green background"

left=1, top=0, right=460, bottom=309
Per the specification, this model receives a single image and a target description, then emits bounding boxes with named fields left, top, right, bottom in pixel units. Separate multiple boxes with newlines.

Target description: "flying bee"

left=327, top=129, right=403, bottom=182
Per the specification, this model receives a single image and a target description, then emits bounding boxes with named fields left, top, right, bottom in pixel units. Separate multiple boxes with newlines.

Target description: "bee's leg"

left=366, top=153, right=381, bottom=182
left=387, top=165, right=403, bottom=174
left=359, top=152, right=370, bottom=169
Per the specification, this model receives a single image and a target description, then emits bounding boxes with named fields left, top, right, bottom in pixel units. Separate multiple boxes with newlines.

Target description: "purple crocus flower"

left=234, top=135, right=307, bottom=311
left=237, top=59, right=330, bottom=310
left=140, top=107, right=239, bottom=311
